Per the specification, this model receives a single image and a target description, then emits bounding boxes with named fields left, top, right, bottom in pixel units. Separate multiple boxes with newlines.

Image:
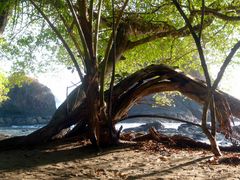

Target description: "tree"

left=1, top=0, right=240, bottom=156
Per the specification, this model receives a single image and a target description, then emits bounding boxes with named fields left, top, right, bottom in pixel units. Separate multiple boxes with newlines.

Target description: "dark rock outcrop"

left=123, top=121, right=165, bottom=133
left=0, top=79, right=56, bottom=126
left=126, top=70, right=205, bottom=124
left=128, top=94, right=202, bottom=123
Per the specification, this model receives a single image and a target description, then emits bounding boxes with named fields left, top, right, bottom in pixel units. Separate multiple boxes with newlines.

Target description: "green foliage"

left=152, top=92, right=176, bottom=107
left=0, top=0, right=15, bottom=13
left=7, top=71, right=32, bottom=88
left=0, top=16, right=62, bottom=74
left=116, top=36, right=201, bottom=76
left=0, top=70, right=34, bottom=103
left=1, top=0, right=240, bottom=98
left=0, top=71, right=9, bottom=103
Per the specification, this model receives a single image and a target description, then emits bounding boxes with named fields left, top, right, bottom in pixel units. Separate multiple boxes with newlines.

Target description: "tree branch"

left=29, top=0, right=84, bottom=82
left=93, top=0, right=103, bottom=58
left=59, top=14, right=85, bottom=64
left=199, top=0, right=205, bottom=39
left=127, top=20, right=211, bottom=50
left=192, top=7, right=240, bottom=21
left=66, top=0, right=92, bottom=72
left=172, top=0, right=211, bottom=87
left=100, top=0, right=129, bottom=106
left=212, top=40, right=240, bottom=91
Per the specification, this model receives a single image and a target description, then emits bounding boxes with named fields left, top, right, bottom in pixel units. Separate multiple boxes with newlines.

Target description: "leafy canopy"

left=0, top=71, right=9, bottom=103
left=0, top=0, right=240, bottom=88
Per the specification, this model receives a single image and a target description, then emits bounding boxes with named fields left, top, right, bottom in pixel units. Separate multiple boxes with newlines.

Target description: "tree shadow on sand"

left=0, top=138, right=134, bottom=171
left=126, top=156, right=211, bottom=179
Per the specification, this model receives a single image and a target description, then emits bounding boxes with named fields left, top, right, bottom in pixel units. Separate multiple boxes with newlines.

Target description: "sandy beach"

left=0, top=136, right=240, bottom=180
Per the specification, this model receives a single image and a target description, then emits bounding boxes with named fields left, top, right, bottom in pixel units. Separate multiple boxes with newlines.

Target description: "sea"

left=0, top=122, right=181, bottom=137
left=0, top=124, right=45, bottom=136
left=0, top=121, right=238, bottom=147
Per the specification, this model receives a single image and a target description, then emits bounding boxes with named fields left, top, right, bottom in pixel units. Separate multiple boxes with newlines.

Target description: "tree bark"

left=0, top=9, right=8, bottom=34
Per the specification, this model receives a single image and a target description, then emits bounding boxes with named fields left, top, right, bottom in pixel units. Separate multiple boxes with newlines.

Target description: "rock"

left=36, top=117, right=48, bottom=124
left=127, top=94, right=203, bottom=125
left=0, top=78, right=56, bottom=126
left=233, top=125, right=240, bottom=133
left=0, top=78, right=56, bottom=117
left=25, top=118, right=37, bottom=125
left=141, top=121, right=164, bottom=130
left=12, top=117, right=26, bottom=125
left=159, top=128, right=178, bottom=136
left=0, top=118, right=4, bottom=125
left=192, top=133, right=205, bottom=140
left=123, top=121, right=164, bottom=133
left=0, top=116, right=48, bottom=126
left=178, top=124, right=202, bottom=134
left=3, top=117, right=12, bottom=126
left=36, top=116, right=42, bottom=121
left=25, top=117, right=34, bottom=124
left=36, top=116, right=43, bottom=124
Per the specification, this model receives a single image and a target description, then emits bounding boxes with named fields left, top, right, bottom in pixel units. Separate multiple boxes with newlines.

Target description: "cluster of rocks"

left=122, top=121, right=234, bottom=146
left=0, top=78, right=56, bottom=126
left=122, top=121, right=165, bottom=133
left=0, top=116, right=51, bottom=126
left=122, top=93, right=206, bottom=140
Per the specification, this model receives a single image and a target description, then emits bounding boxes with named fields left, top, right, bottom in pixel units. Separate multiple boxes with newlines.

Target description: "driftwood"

left=131, top=127, right=240, bottom=152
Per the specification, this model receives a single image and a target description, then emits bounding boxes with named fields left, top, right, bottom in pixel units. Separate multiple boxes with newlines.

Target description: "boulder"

left=233, top=125, right=240, bottom=133
left=123, top=121, right=164, bottom=133
left=0, top=79, right=56, bottom=117
left=128, top=94, right=202, bottom=124
left=36, top=116, right=49, bottom=124
left=12, top=117, right=26, bottom=125
left=25, top=118, right=37, bottom=125
left=0, top=118, right=4, bottom=125
left=3, top=117, right=12, bottom=126
left=0, top=78, right=56, bottom=126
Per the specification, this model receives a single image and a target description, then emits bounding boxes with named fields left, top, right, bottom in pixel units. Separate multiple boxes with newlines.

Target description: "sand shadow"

left=0, top=140, right=135, bottom=171
left=126, top=156, right=211, bottom=179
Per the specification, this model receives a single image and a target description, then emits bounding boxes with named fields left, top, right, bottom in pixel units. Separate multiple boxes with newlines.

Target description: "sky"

left=210, top=64, right=240, bottom=99
left=36, top=67, right=80, bottom=107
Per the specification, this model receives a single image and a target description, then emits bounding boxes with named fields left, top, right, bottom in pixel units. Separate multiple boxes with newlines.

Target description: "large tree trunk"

left=0, top=8, right=8, bottom=34
left=1, top=64, right=240, bottom=149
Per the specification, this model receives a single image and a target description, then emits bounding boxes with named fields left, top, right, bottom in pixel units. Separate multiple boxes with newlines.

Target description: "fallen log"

left=130, top=128, right=240, bottom=152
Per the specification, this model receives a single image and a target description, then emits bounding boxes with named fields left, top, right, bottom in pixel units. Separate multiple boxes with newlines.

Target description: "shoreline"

left=0, top=134, right=9, bottom=140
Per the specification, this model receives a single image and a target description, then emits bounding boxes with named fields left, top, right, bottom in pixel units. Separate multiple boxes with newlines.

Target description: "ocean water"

left=115, top=122, right=182, bottom=131
left=0, top=122, right=236, bottom=147
left=1, top=122, right=180, bottom=137
left=0, top=124, right=45, bottom=136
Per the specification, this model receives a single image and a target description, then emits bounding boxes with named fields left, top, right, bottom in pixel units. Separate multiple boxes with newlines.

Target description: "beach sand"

left=0, top=137, right=240, bottom=180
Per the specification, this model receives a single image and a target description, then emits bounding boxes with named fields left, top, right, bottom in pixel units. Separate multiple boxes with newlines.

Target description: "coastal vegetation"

left=1, top=0, right=240, bottom=157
